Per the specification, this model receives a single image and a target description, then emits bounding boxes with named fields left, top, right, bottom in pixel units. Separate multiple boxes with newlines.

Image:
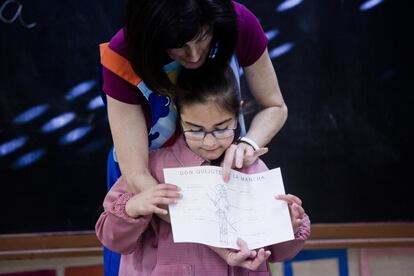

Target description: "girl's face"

left=167, top=27, right=213, bottom=69
left=180, top=101, right=236, bottom=161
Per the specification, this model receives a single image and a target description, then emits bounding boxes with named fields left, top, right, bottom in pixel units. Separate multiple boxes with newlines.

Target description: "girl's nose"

left=203, top=133, right=216, bottom=147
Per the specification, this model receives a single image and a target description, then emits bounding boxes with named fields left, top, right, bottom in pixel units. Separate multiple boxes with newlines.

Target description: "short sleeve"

left=102, top=67, right=143, bottom=104
left=101, top=28, right=145, bottom=105
left=233, top=2, right=269, bottom=67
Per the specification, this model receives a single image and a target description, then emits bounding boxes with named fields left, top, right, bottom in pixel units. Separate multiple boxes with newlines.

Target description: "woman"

left=101, top=0, right=287, bottom=190
left=99, top=0, right=287, bottom=274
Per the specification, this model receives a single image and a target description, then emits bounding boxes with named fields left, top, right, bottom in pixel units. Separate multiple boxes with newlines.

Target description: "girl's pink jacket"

left=96, top=137, right=311, bottom=276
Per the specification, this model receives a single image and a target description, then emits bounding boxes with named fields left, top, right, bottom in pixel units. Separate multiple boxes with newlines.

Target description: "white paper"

left=163, top=166, right=294, bottom=250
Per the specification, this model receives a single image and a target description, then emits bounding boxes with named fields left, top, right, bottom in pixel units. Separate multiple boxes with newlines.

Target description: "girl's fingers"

left=235, top=145, right=247, bottom=168
left=276, top=194, right=302, bottom=206
left=286, top=194, right=302, bottom=205
left=222, top=144, right=237, bottom=182
left=151, top=206, right=169, bottom=216
left=291, top=203, right=305, bottom=219
left=156, top=183, right=181, bottom=191
left=153, top=184, right=182, bottom=198
left=236, top=238, right=250, bottom=253
left=295, top=204, right=305, bottom=216
left=152, top=197, right=178, bottom=206
left=237, top=238, right=257, bottom=258
left=246, top=248, right=271, bottom=270
left=154, top=190, right=182, bottom=199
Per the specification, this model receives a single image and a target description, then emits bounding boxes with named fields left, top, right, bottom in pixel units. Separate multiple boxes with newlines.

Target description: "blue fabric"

left=106, top=147, right=121, bottom=190
left=137, top=79, right=178, bottom=149
left=104, top=147, right=122, bottom=276
left=104, top=246, right=121, bottom=276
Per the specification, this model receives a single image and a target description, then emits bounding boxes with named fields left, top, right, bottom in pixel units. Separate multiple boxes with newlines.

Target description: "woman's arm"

left=243, top=47, right=288, bottom=146
left=106, top=95, right=158, bottom=193
left=222, top=48, right=288, bottom=180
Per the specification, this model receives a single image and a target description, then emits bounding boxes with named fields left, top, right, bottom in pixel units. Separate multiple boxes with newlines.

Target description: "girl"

left=96, top=67, right=310, bottom=276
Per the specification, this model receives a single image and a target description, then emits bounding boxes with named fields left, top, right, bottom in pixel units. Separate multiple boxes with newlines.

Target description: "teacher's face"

left=168, top=27, right=213, bottom=69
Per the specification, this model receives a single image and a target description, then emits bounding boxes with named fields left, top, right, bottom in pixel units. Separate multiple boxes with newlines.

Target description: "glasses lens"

left=184, top=131, right=205, bottom=140
left=183, top=125, right=236, bottom=140
left=213, top=129, right=234, bottom=139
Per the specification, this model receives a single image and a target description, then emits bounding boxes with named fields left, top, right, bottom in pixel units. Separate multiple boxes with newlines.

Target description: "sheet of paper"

left=164, top=166, right=294, bottom=250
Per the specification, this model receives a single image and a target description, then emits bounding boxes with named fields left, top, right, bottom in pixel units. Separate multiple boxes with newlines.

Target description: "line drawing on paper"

left=207, top=184, right=239, bottom=244
left=165, top=166, right=294, bottom=249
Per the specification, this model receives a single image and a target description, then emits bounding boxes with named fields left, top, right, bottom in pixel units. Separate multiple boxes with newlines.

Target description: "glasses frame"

left=181, top=120, right=238, bottom=141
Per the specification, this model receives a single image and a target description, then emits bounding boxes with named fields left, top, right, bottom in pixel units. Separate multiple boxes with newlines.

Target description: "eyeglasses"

left=182, top=122, right=237, bottom=141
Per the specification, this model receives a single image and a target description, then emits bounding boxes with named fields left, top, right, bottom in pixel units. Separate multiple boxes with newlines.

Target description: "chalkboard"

left=0, top=0, right=411, bottom=234
left=239, top=0, right=411, bottom=223
left=0, top=0, right=126, bottom=234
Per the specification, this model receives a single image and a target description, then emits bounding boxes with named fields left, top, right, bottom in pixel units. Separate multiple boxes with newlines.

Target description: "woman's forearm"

left=106, top=95, right=171, bottom=223
left=246, top=105, right=287, bottom=147
left=124, top=169, right=159, bottom=193
left=107, top=95, right=157, bottom=193
left=243, top=48, right=288, bottom=147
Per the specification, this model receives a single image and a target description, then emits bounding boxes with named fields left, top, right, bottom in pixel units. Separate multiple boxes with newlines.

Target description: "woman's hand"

left=125, top=183, right=181, bottom=218
left=210, top=238, right=271, bottom=270
left=276, top=194, right=305, bottom=234
left=222, top=143, right=268, bottom=182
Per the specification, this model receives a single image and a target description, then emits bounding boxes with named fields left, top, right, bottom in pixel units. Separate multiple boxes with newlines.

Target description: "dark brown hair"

left=125, top=0, right=237, bottom=96
left=175, top=66, right=240, bottom=117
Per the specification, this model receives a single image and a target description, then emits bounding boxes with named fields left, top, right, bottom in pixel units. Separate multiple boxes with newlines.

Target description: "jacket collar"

left=171, top=135, right=209, bottom=167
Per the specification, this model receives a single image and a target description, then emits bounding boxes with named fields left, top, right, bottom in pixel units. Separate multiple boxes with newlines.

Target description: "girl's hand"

left=276, top=194, right=305, bottom=234
left=210, top=238, right=271, bottom=270
left=222, top=144, right=268, bottom=182
left=125, top=183, right=181, bottom=218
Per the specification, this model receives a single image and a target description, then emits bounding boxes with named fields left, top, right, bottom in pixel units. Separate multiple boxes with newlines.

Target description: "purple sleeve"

left=102, top=66, right=143, bottom=104
left=101, top=28, right=144, bottom=105
left=233, top=2, right=269, bottom=67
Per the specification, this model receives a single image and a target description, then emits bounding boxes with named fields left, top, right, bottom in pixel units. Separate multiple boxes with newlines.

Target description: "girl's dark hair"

left=125, top=0, right=237, bottom=96
left=175, top=66, right=240, bottom=117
